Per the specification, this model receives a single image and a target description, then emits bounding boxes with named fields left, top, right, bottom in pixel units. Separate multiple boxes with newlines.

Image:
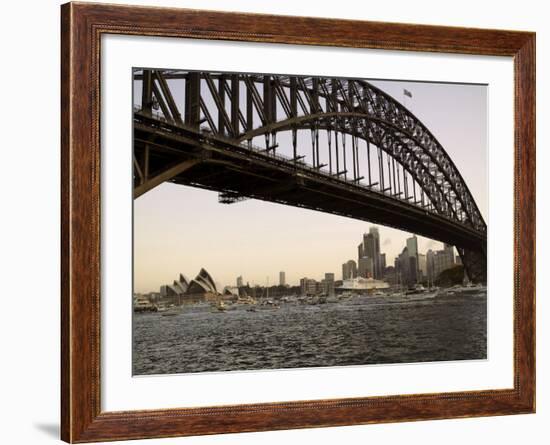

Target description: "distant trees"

left=435, top=265, right=465, bottom=286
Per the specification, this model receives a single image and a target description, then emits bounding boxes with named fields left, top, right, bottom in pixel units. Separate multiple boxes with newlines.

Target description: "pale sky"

left=133, top=75, right=487, bottom=292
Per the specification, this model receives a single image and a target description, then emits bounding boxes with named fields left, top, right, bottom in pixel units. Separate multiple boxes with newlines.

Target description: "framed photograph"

left=61, top=2, right=535, bottom=442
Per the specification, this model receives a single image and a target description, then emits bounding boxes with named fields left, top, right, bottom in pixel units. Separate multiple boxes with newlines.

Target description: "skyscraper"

left=279, top=271, right=286, bottom=286
left=406, top=235, right=418, bottom=258
left=405, top=235, right=420, bottom=284
left=369, top=227, right=381, bottom=278
left=236, top=275, right=243, bottom=287
left=396, top=246, right=411, bottom=286
left=359, top=227, right=382, bottom=279
left=417, top=253, right=427, bottom=279
left=427, top=249, right=436, bottom=284
left=342, top=259, right=358, bottom=280
left=358, top=256, right=374, bottom=278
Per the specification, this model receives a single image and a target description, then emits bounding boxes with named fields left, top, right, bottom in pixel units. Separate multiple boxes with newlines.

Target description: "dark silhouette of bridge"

left=133, top=69, right=487, bottom=282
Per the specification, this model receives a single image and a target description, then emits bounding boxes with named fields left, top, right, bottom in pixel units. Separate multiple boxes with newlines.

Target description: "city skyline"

left=134, top=78, right=486, bottom=293
left=135, top=214, right=454, bottom=292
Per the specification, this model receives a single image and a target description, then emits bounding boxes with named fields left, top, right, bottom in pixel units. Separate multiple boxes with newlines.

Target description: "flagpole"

left=403, top=88, right=412, bottom=109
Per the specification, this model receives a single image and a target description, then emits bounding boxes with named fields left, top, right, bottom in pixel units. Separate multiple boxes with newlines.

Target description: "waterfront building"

left=185, top=268, right=218, bottom=302
left=337, top=276, right=390, bottom=294
left=160, top=268, right=218, bottom=305
left=222, top=286, right=240, bottom=298
left=426, top=249, right=436, bottom=284
left=322, top=273, right=335, bottom=296
left=300, top=277, right=318, bottom=296
left=160, top=273, right=189, bottom=305
left=279, top=271, right=286, bottom=286
left=342, top=259, right=358, bottom=280
left=426, top=244, right=457, bottom=282
left=444, top=244, right=456, bottom=265
left=433, top=244, right=455, bottom=278
left=395, top=246, right=414, bottom=286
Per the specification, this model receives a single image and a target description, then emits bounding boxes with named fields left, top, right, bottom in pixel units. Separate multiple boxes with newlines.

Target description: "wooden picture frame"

left=61, top=2, right=535, bottom=442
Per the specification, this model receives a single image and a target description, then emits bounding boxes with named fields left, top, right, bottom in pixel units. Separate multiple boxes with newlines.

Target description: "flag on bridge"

left=403, top=89, right=413, bottom=98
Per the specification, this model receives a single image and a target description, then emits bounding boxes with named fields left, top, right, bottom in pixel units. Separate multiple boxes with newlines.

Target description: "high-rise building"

left=380, top=253, right=386, bottom=272
left=408, top=255, right=419, bottom=284
left=427, top=244, right=457, bottom=282
left=405, top=235, right=420, bottom=284
left=396, top=246, right=412, bottom=286
left=434, top=245, right=455, bottom=278
left=444, top=244, right=456, bottom=266
left=417, top=253, right=427, bottom=279
left=323, top=273, right=335, bottom=296
left=406, top=235, right=419, bottom=258
left=369, top=227, right=381, bottom=278
left=279, top=271, right=286, bottom=286
left=358, top=256, right=374, bottom=278
left=236, top=275, right=243, bottom=287
left=342, top=259, right=358, bottom=280
left=427, top=249, right=436, bottom=284
left=357, top=227, right=382, bottom=279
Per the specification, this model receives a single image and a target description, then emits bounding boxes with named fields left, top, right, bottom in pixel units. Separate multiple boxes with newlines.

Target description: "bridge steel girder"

left=133, top=70, right=488, bottom=282
left=133, top=114, right=485, bottom=249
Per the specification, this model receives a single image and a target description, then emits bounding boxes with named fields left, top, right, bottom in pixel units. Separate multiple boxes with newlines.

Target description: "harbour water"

left=133, top=288, right=486, bottom=375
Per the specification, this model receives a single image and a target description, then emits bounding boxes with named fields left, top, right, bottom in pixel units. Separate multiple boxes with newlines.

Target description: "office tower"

left=380, top=253, right=386, bottom=273
left=358, top=256, right=374, bottom=278
left=342, top=259, right=358, bottom=280
left=417, top=253, right=427, bottom=279
left=369, top=227, right=381, bottom=278
left=323, top=273, right=335, bottom=296
left=359, top=227, right=382, bottom=279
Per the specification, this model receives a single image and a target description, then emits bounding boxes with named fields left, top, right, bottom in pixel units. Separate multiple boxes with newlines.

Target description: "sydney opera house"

left=160, top=268, right=218, bottom=304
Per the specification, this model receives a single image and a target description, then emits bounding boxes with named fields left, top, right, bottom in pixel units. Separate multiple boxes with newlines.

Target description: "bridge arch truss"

left=133, top=69, right=487, bottom=282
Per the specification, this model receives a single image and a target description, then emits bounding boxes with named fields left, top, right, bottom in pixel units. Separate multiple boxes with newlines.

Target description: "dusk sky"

left=133, top=75, right=487, bottom=293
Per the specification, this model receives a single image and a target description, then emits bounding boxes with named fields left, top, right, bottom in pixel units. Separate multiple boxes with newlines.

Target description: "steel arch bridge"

left=133, top=69, right=487, bottom=282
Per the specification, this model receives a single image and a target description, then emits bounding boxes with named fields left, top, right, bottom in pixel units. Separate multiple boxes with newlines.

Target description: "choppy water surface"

left=133, top=289, right=486, bottom=375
